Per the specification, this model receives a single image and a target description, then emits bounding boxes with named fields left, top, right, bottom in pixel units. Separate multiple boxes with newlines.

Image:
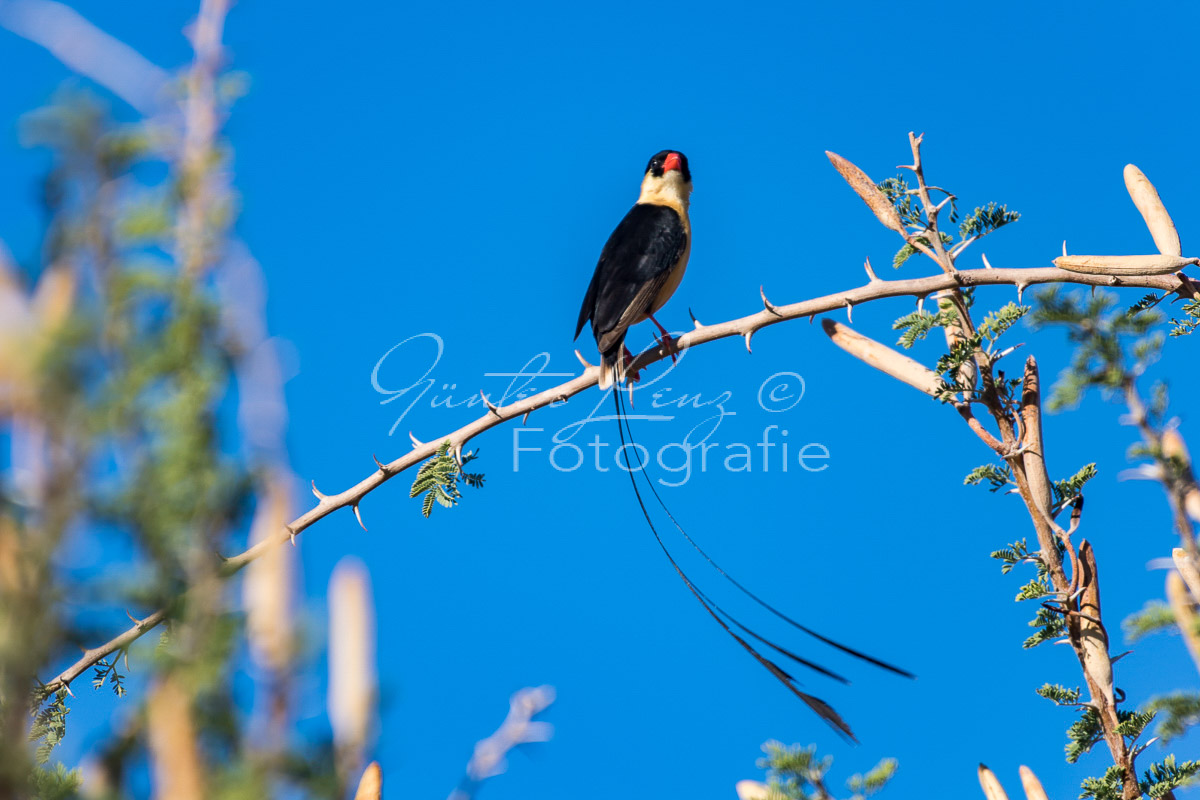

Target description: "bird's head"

left=639, top=150, right=692, bottom=209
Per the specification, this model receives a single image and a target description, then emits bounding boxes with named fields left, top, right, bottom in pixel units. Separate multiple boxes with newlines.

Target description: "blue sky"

left=2, top=1, right=1200, bottom=798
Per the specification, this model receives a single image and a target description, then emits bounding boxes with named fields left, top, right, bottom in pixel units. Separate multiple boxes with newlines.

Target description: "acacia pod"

left=825, top=151, right=906, bottom=234
left=1167, top=571, right=1200, bottom=672
left=1124, top=164, right=1182, bottom=256
left=735, top=780, right=770, bottom=800
left=977, top=764, right=1010, bottom=800
left=1018, top=766, right=1049, bottom=800
left=354, top=763, right=382, bottom=800
left=822, top=319, right=943, bottom=397
left=1053, top=254, right=1198, bottom=275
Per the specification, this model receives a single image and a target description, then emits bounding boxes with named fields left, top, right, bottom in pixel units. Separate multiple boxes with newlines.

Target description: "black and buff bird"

left=573, top=150, right=912, bottom=739
left=575, top=149, right=692, bottom=388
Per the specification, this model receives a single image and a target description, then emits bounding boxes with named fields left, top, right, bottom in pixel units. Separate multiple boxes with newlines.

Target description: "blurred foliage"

left=750, top=741, right=896, bottom=800
left=0, top=70, right=339, bottom=800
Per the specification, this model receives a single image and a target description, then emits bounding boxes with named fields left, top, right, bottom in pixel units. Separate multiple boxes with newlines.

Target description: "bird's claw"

left=656, top=331, right=678, bottom=364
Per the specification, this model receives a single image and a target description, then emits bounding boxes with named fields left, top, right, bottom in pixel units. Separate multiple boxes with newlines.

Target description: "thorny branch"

left=821, top=134, right=1187, bottom=799
left=40, top=261, right=1198, bottom=694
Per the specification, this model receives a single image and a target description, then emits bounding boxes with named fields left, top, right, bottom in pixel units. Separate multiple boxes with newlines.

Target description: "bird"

left=575, top=149, right=692, bottom=388
left=572, top=151, right=913, bottom=739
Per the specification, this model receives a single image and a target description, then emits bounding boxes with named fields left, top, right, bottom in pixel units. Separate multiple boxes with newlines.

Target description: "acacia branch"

left=39, top=264, right=1198, bottom=692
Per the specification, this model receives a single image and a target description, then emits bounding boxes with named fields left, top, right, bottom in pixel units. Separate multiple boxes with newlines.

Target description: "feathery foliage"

left=409, top=441, right=486, bottom=517
left=1145, top=692, right=1200, bottom=743
left=1168, top=300, right=1200, bottom=337
left=754, top=741, right=896, bottom=800
left=1122, top=602, right=1176, bottom=643
left=1052, top=464, right=1098, bottom=507
left=964, top=463, right=1013, bottom=492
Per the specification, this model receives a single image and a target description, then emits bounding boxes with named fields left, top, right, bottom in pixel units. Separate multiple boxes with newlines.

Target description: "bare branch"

left=40, top=264, right=1196, bottom=689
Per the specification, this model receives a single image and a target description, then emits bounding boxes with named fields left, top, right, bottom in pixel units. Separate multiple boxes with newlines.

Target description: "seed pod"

left=1124, top=164, right=1182, bottom=257
left=354, top=762, right=382, bottom=800
left=825, top=151, right=906, bottom=235
left=822, top=319, right=944, bottom=397
left=1161, top=428, right=1191, bottom=465
left=977, top=764, right=1010, bottom=800
left=1167, top=571, right=1200, bottom=673
left=1185, top=487, right=1200, bottom=523
left=1018, top=766, right=1049, bottom=800
left=735, top=781, right=770, bottom=800
left=329, top=557, right=377, bottom=778
left=1053, top=254, right=1198, bottom=275
left=1172, top=547, right=1200, bottom=604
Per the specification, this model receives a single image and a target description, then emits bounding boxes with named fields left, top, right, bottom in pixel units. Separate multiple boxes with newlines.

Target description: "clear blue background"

left=1, top=1, right=1198, bottom=798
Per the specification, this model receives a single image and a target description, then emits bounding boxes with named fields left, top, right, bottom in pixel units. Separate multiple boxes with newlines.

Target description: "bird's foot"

left=622, top=346, right=642, bottom=384
left=647, top=314, right=678, bottom=364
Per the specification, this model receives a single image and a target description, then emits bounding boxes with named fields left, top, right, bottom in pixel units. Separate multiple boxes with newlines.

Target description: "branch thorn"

left=352, top=503, right=367, bottom=532
left=125, top=609, right=142, bottom=625
left=743, top=330, right=754, bottom=354
left=286, top=525, right=297, bottom=546
left=1062, top=240, right=1068, bottom=257
left=372, top=453, right=391, bottom=474
left=863, top=257, right=879, bottom=282
left=981, top=252, right=994, bottom=270
left=408, top=431, right=423, bottom=449
left=574, top=349, right=593, bottom=370
left=311, top=480, right=328, bottom=501
left=689, top=307, right=704, bottom=328
left=844, top=298, right=854, bottom=322
left=480, top=390, right=502, bottom=417
left=760, top=286, right=782, bottom=316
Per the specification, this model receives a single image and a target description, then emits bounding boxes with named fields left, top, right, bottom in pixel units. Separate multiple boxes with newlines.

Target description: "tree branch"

left=39, top=264, right=1197, bottom=692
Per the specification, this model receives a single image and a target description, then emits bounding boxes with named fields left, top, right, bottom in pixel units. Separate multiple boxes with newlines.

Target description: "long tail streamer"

left=610, top=387, right=913, bottom=739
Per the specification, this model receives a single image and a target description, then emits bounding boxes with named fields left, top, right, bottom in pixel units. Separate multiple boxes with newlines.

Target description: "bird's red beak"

left=662, top=152, right=682, bottom=173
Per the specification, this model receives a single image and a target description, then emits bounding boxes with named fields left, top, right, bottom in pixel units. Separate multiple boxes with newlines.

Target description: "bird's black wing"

left=575, top=204, right=687, bottom=355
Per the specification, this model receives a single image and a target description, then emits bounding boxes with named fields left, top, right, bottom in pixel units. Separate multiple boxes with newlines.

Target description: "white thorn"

left=574, top=349, right=593, bottom=369
left=453, top=442, right=464, bottom=465
left=844, top=298, right=854, bottom=323
left=353, top=503, right=367, bottom=532
left=1016, top=283, right=1026, bottom=303
left=981, top=252, right=994, bottom=270
left=743, top=330, right=754, bottom=353
left=760, top=285, right=781, bottom=316
left=863, top=257, right=879, bottom=282
left=522, top=409, right=532, bottom=424
left=480, top=389, right=501, bottom=417
left=63, top=685, right=75, bottom=698
left=689, top=307, right=703, bottom=328
left=1062, top=240, right=1068, bottom=257
left=287, top=525, right=297, bottom=546
left=311, top=480, right=328, bottom=501
left=917, top=294, right=926, bottom=313
left=408, top=431, right=423, bottom=449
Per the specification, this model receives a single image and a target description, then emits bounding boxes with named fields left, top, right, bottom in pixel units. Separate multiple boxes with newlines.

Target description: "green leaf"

left=965, top=464, right=1012, bottom=492
left=957, top=202, right=1020, bottom=241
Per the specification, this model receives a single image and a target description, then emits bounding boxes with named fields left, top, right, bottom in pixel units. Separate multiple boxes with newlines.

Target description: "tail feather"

left=599, top=343, right=625, bottom=390
left=610, top=387, right=912, bottom=738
